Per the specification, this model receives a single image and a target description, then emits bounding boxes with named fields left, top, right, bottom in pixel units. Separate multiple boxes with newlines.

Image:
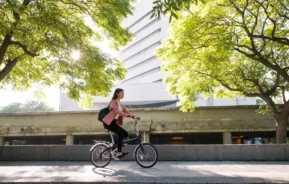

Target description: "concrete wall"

left=0, top=106, right=281, bottom=138
left=1, top=145, right=288, bottom=161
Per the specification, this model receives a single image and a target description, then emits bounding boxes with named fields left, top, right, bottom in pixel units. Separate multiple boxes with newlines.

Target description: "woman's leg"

left=118, top=125, right=129, bottom=139
left=108, top=120, right=125, bottom=152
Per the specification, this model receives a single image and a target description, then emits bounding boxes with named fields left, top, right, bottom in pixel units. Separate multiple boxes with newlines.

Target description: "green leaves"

left=151, top=0, right=205, bottom=22
left=0, top=0, right=134, bottom=106
left=156, top=0, right=289, bottom=112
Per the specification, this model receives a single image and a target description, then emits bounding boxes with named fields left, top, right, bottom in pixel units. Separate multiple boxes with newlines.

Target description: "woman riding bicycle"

left=102, top=88, right=135, bottom=158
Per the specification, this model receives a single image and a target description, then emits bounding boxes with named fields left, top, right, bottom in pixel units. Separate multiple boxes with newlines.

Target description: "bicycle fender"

left=89, top=143, right=108, bottom=152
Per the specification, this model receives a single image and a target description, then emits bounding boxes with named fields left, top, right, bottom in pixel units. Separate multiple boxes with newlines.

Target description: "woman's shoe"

left=117, top=152, right=129, bottom=158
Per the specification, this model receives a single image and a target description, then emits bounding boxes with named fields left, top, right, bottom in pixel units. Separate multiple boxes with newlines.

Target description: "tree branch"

left=234, top=48, right=289, bottom=82
left=22, top=0, right=31, bottom=6
left=193, top=69, right=262, bottom=98
left=273, top=3, right=289, bottom=21
left=251, top=35, right=289, bottom=46
left=0, top=34, right=12, bottom=65
left=230, top=0, right=289, bottom=83
left=256, top=0, right=278, bottom=40
left=0, top=58, right=19, bottom=82
left=237, top=66, right=264, bottom=92
left=280, top=86, right=286, bottom=104
left=0, top=0, right=31, bottom=65
left=264, top=74, right=280, bottom=96
left=10, top=41, right=38, bottom=57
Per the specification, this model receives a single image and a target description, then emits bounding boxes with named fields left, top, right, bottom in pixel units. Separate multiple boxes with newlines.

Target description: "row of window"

left=122, top=40, right=161, bottom=63
left=122, top=67, right=161, bottom=83
left=4, top=131, right=288, bottom=145
left=121, top=28, right=161, bottom=55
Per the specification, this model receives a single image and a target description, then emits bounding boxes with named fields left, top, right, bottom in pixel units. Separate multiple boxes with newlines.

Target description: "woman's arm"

left=110, top=100, right=131, bottom=117
left=122, top=105, right=133, bottom=116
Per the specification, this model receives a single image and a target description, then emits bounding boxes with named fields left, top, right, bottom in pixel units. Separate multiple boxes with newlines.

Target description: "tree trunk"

left=274, top=115, right=288, bottom=144
left=0, top=58, right=18, bottom=82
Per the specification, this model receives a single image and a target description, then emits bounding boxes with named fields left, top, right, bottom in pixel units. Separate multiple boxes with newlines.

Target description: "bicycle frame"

left=90, top=117, right=158, bottom=168
left=90, top=118, right=143, bottom=155
left=108, top=117, right=142, bottom=143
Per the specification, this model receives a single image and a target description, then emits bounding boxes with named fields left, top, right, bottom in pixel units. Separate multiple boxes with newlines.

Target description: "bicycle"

left=90, top=116, right=158, bottom=168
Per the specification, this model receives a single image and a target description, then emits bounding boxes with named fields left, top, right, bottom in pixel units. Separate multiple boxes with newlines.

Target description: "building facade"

left=1, top=106, right=288, bottom=146
left=118, top=0, right=169, bottom=83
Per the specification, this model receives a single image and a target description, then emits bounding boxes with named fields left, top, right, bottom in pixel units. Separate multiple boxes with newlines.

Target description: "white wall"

left=195, top=96, right=257, bottom=107
left=59, top=82, right=257, bottom=111
left=59, top=93, right=85, bottom=111
left=118, top=0, right=169, bottom=84
left=92, top=82, right=177, bottom=104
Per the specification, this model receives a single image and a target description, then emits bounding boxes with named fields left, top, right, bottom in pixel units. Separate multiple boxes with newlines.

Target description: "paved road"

left=0, top=161, right=289, bottom=183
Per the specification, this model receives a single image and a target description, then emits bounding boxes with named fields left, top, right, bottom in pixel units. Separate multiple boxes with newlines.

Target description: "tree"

left=0, top=0, right=134, bottom=106
left=155, top=0, right=289, bottom=143
left=151, top=0, right=201, bottom=22
left=0, top=102, right=22, bottom=113
left=0, top=100, right=55, bottom=113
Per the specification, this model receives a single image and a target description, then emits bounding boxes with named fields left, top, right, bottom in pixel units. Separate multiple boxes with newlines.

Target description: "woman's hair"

left=112, top=88, right=124, bottom=100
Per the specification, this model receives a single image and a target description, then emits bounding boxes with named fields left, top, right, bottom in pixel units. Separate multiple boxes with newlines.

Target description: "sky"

left=0, top=87, right=61, bottom=110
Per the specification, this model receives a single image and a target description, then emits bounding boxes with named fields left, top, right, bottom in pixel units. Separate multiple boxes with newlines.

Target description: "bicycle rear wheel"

left=134, top=143, right=158, bottom=168
left=90, top=144, right=111, bottom=168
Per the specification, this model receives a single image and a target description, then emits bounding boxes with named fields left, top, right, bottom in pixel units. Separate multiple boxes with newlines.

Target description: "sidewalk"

left=0, top=161, right=289, bottom=183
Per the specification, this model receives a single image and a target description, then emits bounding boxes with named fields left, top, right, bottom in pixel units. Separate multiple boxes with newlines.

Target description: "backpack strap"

left=108, top=100, right=118, bottom=110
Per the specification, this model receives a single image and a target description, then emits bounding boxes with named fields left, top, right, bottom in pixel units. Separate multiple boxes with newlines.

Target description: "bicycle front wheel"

left=134, top=143, right=158, bottom=168
left=90, top=144, right=111, bottom=168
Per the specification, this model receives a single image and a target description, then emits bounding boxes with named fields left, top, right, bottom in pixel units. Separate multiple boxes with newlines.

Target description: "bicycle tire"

left=134, top=143, right=158, bottom=168
left=90, top=144, right=111, bottom=168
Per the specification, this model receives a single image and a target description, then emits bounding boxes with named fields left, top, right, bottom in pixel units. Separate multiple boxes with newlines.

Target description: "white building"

left=117, top=0, right=169, bottom=84
left=59, top=0, right=257, bottom=111
left=59, top=83, right=178, bottom=111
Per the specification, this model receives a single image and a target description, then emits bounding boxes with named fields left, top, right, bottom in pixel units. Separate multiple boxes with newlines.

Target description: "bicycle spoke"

left=135, top=143, right=158, bottom=168
left=90, top=144, right=111, bottom=168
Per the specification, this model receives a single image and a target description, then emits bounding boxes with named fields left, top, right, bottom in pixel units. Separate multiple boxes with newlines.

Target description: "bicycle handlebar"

left=132, top=116, right=140, bottom=120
